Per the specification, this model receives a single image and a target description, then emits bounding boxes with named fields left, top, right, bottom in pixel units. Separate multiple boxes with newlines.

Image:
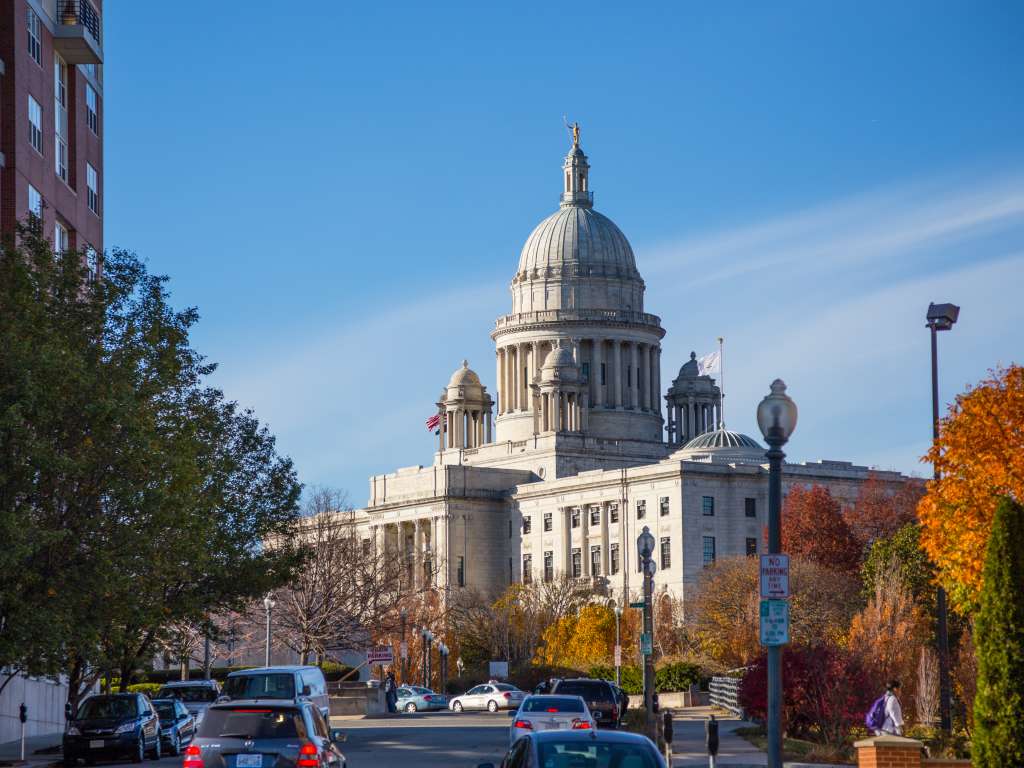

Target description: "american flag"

left=425, top=413, right=442, bottom=432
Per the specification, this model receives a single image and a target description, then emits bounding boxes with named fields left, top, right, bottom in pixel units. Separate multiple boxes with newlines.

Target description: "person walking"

left=866, top=679, right=904, bottom=736
left=384, top=669, right=398, bottom=713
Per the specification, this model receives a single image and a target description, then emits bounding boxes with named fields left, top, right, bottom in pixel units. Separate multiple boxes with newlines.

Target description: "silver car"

left=154, top=680, right=220, bottom=728
left=450, top=682, right=525, bottom=712
left=508, top=695, right=595, bottom=745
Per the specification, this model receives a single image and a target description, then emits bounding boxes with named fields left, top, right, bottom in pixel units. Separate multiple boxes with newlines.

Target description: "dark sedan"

left=479, top=729, right=668, bottom=768
left=63, top=693, right=161, bottom=765
left=152, top=699, right=195, bottom=756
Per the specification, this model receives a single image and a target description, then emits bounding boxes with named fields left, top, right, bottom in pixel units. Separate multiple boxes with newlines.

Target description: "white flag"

left=697, top=350, right=721, bottom=376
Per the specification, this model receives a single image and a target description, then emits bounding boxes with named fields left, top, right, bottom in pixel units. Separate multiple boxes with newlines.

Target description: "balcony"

left=53, top=1, right=103, bottom=64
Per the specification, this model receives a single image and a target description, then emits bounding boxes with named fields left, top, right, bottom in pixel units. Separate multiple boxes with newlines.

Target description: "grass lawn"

left=734, top=726, right=855, bottom=765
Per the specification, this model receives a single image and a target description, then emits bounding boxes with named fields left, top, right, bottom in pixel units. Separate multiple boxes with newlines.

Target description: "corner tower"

left=491, top=128, right=666, bottom=443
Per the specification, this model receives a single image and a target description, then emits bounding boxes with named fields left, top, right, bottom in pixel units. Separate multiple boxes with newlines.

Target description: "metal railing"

left=58, top=1, right=102, bottom=43
left=708, top=676, right=744, bottom=718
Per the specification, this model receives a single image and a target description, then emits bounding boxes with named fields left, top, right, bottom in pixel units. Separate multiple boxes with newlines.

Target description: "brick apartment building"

left=0, top=0, right=102, bottom=270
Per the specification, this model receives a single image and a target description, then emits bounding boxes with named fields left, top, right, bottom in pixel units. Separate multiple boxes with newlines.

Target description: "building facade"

left=352, top=130, right=911, bottom=603
left=0, top=0, right=103, bottom=267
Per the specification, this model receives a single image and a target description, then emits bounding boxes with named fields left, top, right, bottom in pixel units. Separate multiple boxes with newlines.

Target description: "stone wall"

left=0, top=674, right=68, bottom=744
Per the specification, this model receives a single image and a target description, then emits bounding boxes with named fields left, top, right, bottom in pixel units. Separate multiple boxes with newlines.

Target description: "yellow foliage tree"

left=534, top=604, right=615, bottom=669
left=918, top=365, right=1024, bottom=611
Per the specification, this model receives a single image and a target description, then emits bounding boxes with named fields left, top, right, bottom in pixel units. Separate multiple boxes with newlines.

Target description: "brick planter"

left=854, top=736, right=972, bottom=768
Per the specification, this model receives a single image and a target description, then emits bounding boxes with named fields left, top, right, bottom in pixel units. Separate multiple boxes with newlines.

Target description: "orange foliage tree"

left=918, top=365, right=1024, bottom=611
left=846, top=473, right=924, bottom=547
left=782, top=485, right=863, bottom=572
left=534, top=603, right=615, bottom=669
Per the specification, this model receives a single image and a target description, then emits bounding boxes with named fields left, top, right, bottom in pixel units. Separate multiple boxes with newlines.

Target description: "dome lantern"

left=561, top=122, right=593, bottom=209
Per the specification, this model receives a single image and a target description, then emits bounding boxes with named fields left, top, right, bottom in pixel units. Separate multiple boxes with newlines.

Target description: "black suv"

left=550, top=678, right=620, bottom=728
left=63, top=693, right=162, bottom=764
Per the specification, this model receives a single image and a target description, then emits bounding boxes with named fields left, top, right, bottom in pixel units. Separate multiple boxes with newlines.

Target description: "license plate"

left=593, top=711, right=603, bottom=719
left=89, top=740, right=105, bottom=749
left=236, top=754, right=262, bottom=768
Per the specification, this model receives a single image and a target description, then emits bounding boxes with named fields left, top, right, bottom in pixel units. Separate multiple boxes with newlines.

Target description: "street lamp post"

left=421, top=628, right=434, bottom=688
left=399, top=608, right=408, bottom=685
left=263, top=594, right=276, bottom=668
left=636, top=526, right=656, bottom=733
left=614, top=604, right=623, bottom=688
left=437, top=642, right=448, bottom=694
left=757, top=380, right=798, bottom=768
left=926, top=302, right=959, bottom=733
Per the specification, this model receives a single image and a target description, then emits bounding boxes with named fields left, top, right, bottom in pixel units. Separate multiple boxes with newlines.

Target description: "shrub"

left=656, top=661, right=701, bottom=692
left=319, top=661, right=357, bottom=681
left=127, top=683, right=163, bottom=697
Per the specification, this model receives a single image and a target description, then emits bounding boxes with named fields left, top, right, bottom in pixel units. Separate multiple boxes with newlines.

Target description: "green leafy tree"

left=972, top=497, right=1024, bottom=767
left=861, top=523, right=936, bottom=609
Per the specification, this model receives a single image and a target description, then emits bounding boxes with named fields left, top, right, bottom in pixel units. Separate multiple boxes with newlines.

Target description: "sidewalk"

left=0, top=732, right=62, bottom=767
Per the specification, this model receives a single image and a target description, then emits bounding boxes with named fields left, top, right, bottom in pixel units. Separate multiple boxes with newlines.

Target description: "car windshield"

left=77, top=697, right=136, bottom=720
left=153, top=703, right=177, bottom=721
left=537, top=741, right=659, bottom=768
left=522, top=697, right=584, bottom=713
left=555, top=682, right=612, bottom=701
left=198, top=708, right=306, bottom=739
left=156, top=686, right=218, bottom=703
left=222, top=674, right=296, bottom=700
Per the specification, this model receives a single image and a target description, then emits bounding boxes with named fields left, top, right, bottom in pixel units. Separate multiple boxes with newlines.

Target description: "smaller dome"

left=677, top=351, right=699, bottom=379
left=668, top=428, right=766, bottom=465
left=682, top=429, right=763, bottom=451
left=540, top=344, right=580, bottom=383
left=448, top=360, right=481, bottom=388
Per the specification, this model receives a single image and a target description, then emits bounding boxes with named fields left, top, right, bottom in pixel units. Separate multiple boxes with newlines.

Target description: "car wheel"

left=452, top=701, right=463, bottom=712
left=405, top=702, right=417, bottom=713
left=131, top=735, right=144, bottom=764
left=62, top=755, right=77, bottom=767
left=487, top=700, right=498, bottom=713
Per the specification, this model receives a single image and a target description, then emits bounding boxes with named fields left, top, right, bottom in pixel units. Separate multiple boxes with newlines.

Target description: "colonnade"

left=369, top=516, right=448, bottom=590
left=440, top=407, right=492, bottom=451
left=666, top=400, right=722, bottom=444
left=524, top=501, right=624, bottom=586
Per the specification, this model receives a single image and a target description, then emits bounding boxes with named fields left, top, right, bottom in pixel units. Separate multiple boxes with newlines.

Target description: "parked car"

left=153, top=680, right=220, bottom=727
left=221, top=666, right=329, bottom=719
left=479, top=729, right=668, bottom=768
left=63, top=693, right=162, bottom=765
left=551, top=678, right=621, bottom=728
left=185, top=699, right=346, bottom=768
left=507, top=695, right=595, bottom=745
left=151, top=698, right=195, bottom=756
left=396, top=686, right=447, bottom=712
left=609, top=682, right=630, bottom=717
left=450, top=682, right=525, bottom=712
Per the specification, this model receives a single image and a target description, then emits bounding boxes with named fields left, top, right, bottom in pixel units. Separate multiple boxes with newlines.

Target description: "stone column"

left=561, top=507, right=572, bottom=579
left=505, top=346, right=514, bottom=415
left=581, top=503, right=590, bottom=577
left=611, top=340, right=621, bottom=408
left=485, top=409, right=493, bottom=443
left=630, top=343, right=640, bottom=409
left=592, top=339, right=603, bottom=407
left=687, top=398, right=695, bottom=440
left=531, top=341, right=541, bottom=402
left=580, top=391, right=590, bottom=431
left=437, top=412, right=444, bottom=453
left=653, top=346, right=662, bottom=418
left=640, top=344, right=650, bottom=411
left=552, top=391, right=561, bottom=433
left=601, top=502, right=610, bottom=574
left=413, top=520, right=424, bottom=589
left=496, top=349, right=503, bottom=415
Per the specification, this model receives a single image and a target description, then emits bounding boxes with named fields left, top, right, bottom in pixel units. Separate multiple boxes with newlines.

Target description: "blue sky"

left=104, top=2, right=1024, bottom=503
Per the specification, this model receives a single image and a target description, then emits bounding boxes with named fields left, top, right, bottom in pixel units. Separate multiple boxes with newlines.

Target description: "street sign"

left=759, top=554, right=790, bottom=599
left=759, top=599, right=789, bottom=646
left=367, top=645, right=394, bottom=664
left=614, top=645, right=622, bottom=666
left=399, top=641, right=408, bottom=660
left=640, top=632, right=653, bottom=656
left=629, top=601, right=645, bottom=609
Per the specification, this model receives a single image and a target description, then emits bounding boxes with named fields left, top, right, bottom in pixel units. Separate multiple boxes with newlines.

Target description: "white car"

left=508, top=694, right=596, bottom=745
left=449, top=682, right=525, bottom=712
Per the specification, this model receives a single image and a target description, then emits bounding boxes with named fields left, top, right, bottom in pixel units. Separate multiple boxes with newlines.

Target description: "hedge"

left=127, top=683, right=163, bottom=697
left=587, top=662, right=700, bottom=695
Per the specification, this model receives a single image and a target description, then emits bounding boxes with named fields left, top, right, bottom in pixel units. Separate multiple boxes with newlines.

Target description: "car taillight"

left=513, top=720, right=533, bottom=730
left=183, top=744, right=203, bottom=768
left=572, top=719, right=592, bottom=730
left=297, top=743, right=319, bottom=768
left=502, top=692, right=511, bottom=699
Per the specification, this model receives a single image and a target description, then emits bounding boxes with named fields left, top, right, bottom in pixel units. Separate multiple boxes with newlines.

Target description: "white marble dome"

left=668, top=428, right=767, bottom=464
left=515, top=206, right=640, bottom=283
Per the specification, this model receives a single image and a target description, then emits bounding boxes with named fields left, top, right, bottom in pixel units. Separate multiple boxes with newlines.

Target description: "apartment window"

left=659, top=496, right=670, bottom=517
left=27, top=9, right=41, bottom=65
left=55, top=54, right=68, bottom=182
left=509, top=558, right=513, bottom=583
left=636, top=499, right=646, bottom=519
left=590, top=507, right=600, bottom=526
left=571, top=508, right=580, bottom=528
left=543, top=551, right=553, bottom=582
left=28, top=96, right=43, bottom=154
left=571, top=548, right=582, bottom=578
left=609, top=503, right=619, bottom=523
left=53, top=222, right=69, bottom=254
left=523, top=554, right=532, bottom=584
left=702, top=536, right=716, bottom=567
left=522, top=516, right=531, bottom=534
left=86, top=84, right=98, bottom=135
left=702, top=496, right=715, bottom=516
left=361, top=538, right=371, bottom=556
left=660, top=537, right=671, bottom=569
left=746, top=537, right=758, bottom=557
left=543, top=512, right=552, bottom=532
left=610, top=543, right=620, bottom=575
left=600, top=363, right=606, bottom=385
left=28, top=184, right=42, bottom=217
left=87, top=164, right=98, bottom=214
left=745, top=498, right=757, bottom=518
left=457, top=556, right=465, bottom=587
left=85, top=246, right=99, bottom=282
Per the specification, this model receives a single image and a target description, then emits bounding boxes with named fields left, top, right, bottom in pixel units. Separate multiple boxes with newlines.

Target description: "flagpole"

left=718, top=336, right=725, bottom=429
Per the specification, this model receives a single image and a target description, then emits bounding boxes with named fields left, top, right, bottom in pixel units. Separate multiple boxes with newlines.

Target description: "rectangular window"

left=86, top=84, right=98, bottom=134
left=745, top=498, right=757, bottom=518
left=610, top=543, right=620, bottom=575
left=55, top=54, right=68, bottom=182
left=522, top=554, right=532, bottom=584
left=27, top=9, right=41, bottom=65
left=702, top=496, right=715, bottom=516
left=543, top=551, right=553, bottom=582
left=28, top=184, right=42, bottom=217
left=571, top=508, right=580, bottom=528
left=590, top=546, right=601, bottom=576
left=543, top=512, right=552, bottom=532
left=636, top=499, right=646, bottom=519
left=581, top=362, right=590, bottom=381
left=53, top=221, right=68, bottom=254
left=85, top=245, right=99, bottom=282
left=361, top=538, right=371, bottom=556
left=28, top=96, right=43, bottom=154
left=702, top=536, right=716, bottom=567
left=660, top=537, right=671, bottom=569
left=522, top=516, right=531, bottom=534
left=508, top=519, right=512, bottom=539
left=600, top=363, right=606, bottom=385
left=609, top=503, right=619, bottom=523
left=457, top=556, right=465, bottom=587
left=746, top=537, right=758, bottom=557
left=590, top=507, right=600, bottom=526
left=659, top=496, right=670, bottom=517
left=571, top=548, right=581, bottom=578
left=87, top=164, right=98, bottom=214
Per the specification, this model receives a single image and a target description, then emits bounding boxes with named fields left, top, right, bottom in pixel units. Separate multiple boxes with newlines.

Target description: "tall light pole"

left=757, top=380, right=797, bottom=768
left=637, top=526, right=656, bottom=733
left=437, top=642, right=448, bottom=694
left=926, top=302, right=959, bottom=733
left=614, top=604, right=623, bottom=688
left=399, top=608, right=408, bottom=685
left=263, top=594, right=276, bottom=668
left=421, top=628, right=434, bottom=688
